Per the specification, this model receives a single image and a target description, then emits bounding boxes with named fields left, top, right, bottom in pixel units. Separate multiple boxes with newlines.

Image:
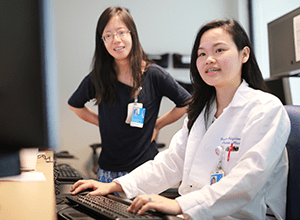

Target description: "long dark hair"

left=187, top=19, right=268, bottom=132
left=91, top=7, right=152, bottom=106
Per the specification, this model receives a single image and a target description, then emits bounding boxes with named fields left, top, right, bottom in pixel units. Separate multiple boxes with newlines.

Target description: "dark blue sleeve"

left=150, top=64, right=191, bottom=107
left=68, top=74, right=96, bottom=108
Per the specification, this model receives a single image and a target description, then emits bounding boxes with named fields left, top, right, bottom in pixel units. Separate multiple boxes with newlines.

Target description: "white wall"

left=48, top=0, right=248, bottom=178
left=252, top=0, right=300, bottom=105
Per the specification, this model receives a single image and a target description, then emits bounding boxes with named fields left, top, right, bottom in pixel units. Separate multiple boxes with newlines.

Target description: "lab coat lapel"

left=182, top=102, right=217, bottom=183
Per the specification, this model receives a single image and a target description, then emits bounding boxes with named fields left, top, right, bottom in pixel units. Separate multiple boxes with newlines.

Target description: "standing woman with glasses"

left=68, top=7, right=191, bottom=183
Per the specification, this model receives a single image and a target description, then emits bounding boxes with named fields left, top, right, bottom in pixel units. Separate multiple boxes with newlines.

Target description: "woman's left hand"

left=127, top=194, right=182, bottom=216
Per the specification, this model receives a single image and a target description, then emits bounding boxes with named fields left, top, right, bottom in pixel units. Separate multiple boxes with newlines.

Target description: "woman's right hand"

left=70, top=179, right=123, bottom=196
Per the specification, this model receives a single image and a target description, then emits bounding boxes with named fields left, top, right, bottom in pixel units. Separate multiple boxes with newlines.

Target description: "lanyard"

left=134, top=87, right=142, bottom=103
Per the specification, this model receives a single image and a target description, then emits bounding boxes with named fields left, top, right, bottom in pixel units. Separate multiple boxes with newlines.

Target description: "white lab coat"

left=115, top=81, right=291, bottom=220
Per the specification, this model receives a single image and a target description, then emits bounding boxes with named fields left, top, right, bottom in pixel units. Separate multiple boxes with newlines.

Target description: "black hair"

left=91, top=6, right=152, bottom=106
left=187, top=19, right=268, bottom=132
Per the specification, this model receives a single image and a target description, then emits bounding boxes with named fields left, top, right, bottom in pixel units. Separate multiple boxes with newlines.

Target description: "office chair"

left=284, top=105, right=300, bottom=220
left=90, top=143, right=102, bottom=174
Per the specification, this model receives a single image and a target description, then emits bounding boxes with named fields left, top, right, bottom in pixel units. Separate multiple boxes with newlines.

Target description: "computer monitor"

left=0, top=1, right=49, bottom=177
left=268, top=7, right=300, bottom=77
left=264, top=77, right=293, bottom=105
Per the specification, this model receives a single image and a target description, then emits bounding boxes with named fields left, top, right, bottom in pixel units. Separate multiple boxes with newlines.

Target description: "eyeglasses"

left=102, top=30, right=131, bottom=42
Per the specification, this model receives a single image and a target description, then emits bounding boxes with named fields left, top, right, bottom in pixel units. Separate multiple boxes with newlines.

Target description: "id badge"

left=210, top=169, right=225, bottom=185
left=125, top=103, right=143, bottom=124
left=130, top=106, right=146, bottom=128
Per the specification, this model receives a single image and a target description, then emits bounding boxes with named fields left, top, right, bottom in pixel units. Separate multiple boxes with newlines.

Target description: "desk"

left=0, top=151, right=56, bottom=220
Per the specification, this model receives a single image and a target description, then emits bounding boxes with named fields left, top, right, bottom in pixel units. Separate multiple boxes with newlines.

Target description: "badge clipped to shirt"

left=130, top=105, right=146, bottom=128
left=125, top=87, right=145, bottom=128
left=125, top=102, right=143, bottom=124
left=210, top=146, right=225, bottom=185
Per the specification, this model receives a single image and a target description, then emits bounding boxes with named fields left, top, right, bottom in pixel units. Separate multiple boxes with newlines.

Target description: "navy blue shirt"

left=68, top=64, right=191, bottom=172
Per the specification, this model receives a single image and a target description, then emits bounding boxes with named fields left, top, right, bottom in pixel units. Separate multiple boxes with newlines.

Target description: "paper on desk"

left=0, top=171, right=46, bottom=182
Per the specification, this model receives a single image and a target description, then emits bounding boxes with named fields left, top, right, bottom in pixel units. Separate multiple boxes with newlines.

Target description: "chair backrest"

left=284, top=105, right=300, bottom=220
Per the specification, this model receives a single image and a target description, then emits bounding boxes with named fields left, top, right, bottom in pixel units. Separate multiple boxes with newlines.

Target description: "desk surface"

left=0, top=151, right=56, bottom=220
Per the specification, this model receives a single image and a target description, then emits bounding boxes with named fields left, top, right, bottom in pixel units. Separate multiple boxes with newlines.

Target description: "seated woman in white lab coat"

left=70, top=19, right=291, bottom=220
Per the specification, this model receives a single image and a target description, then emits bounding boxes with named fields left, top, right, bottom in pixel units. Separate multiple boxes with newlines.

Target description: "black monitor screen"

left=0, top=0, right=49, bottom=151
left=264, top=77, right=293, bottom=105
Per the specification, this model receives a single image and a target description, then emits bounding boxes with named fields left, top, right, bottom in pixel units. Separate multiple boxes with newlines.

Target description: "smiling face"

left=196, top=27, right=249, bottom=90
left=102, top=15, right=132, bottom=63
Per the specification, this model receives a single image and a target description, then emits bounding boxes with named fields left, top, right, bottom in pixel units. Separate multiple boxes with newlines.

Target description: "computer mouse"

left=78, top=188, right=94, bottom=195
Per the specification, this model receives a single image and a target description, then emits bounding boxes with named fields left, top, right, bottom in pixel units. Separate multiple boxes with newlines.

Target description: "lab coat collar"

left=192, top=80, right=251, bottom=131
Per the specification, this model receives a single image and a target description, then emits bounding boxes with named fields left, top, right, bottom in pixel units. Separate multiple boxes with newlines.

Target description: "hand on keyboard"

left=70, top=179, right=188, bottom=218
left=128, top=194, right=183, bottom=217
left=70, top=179, right=123, bottom=196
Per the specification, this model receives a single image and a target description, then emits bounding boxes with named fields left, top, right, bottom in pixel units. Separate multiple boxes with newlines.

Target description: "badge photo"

left=210, top=169, right=225, bottom=185
left=130, top=106, right=146, bottom=128
left=125, top=102, right=143, bottom=124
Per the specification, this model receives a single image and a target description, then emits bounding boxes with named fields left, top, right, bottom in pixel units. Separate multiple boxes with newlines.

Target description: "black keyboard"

left=66, top=194, right=167, bottom=220
left=57, top=164, right=83, bottom=182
